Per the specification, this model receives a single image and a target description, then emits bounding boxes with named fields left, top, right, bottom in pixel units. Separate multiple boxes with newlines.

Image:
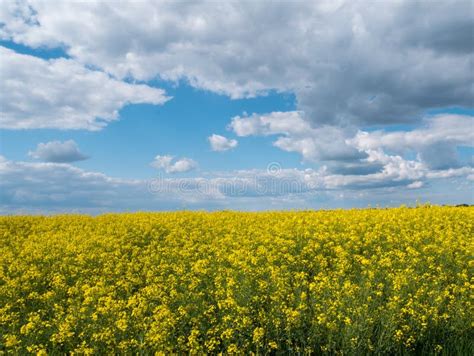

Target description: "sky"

left=0, top=0, right=473, bottom=214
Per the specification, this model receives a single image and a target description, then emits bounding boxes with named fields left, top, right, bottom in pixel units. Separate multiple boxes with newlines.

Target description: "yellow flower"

left=4, top=334, right=19, bottom=347
left=252, top=327, right=265, bottom=344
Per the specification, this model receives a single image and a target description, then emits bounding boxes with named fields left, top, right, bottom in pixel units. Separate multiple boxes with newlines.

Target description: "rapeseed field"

left=0, top=206, right=472, bottom=354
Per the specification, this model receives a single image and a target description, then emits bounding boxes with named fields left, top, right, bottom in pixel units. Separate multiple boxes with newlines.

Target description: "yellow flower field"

left=0, top=206, right=472, bottom=354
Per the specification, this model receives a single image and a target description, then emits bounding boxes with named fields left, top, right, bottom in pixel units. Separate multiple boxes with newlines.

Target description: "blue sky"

left=1, top=76, right=300, bottom=179
left=0, top=0, right=473, bottom=213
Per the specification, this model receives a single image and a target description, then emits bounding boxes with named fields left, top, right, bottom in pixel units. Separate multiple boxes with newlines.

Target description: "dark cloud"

left=395, top=0, right=474, bottom=55
left=1, top=1, right=471, bottom=127
left=327, top=161, right=385, bottom=176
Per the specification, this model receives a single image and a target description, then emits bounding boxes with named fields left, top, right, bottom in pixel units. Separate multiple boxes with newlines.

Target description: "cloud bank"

left=1, top=154, right=472, bottom=214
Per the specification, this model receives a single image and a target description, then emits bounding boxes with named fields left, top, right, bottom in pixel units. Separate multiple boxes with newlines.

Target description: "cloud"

left=230, top=111, right=310, bottom=137
left=0, top=156, right=143, bottom=213
left=28, top=140, right=88, bottom=163
left=208, top=134, right=238, bottom=152
left=394, top=1, right=474, bottom=55
left=425, top=166, right=474, bottom=180
left=150, top=155, right=197, bottom=173
left=321, top=151, right=426, bottom=190
left=151, top=152, right=474, bottom=196
left=350, top=114, right=474, bottom=170
left=230, top=112, right=473, bottom=174
left=0, top=46, right=170, bottom=130
left=325, top=161, right=385, bottom=176
left=1, top=155, right=473, bottom=214
left=407, top=181, right=424, bottom=189
left=351, top=115, right=474, bottom=150
left=230, top=111, right=366, bottom=163
left=1, top=0, right=471, bottom=127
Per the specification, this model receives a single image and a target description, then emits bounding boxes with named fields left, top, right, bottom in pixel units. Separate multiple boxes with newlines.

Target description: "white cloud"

left=28, top=140, right=88, bottom=163
left=425, top=166, right=474, bottom=179
left=350, top=114, right=474, bottom=169
left=150, top=155, right=197, bottom=174
left=229, top=112, right=474, bottom=174
left=208, top=134, right=238, bottom=152
left=0, top=46, right=170, bottom=130
left=0, top=1, right=471, bottom=127
left=230, top=111, right=310, bottom=137
left=230, top=111, right=365, bottom=163
left=351, top=115, right=474, bottom=151
left=407, top=181, right=424, bottom=189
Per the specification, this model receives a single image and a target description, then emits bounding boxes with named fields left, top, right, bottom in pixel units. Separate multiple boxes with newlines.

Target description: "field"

left=0, top=207, right=472, bottom=354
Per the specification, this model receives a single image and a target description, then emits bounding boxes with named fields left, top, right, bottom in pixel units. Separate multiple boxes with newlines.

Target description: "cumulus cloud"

left=150, top=155, right=197, bottom=174
left=0, top=46, right=170, bottom=130
left=350, top=114, right=474, bottom=170
left=208, top=134, right=238, bottom=152
left=352, top=115, right=474, bottom=150
left=230, top=111, right=366, bottom=163
left=230, top=112, right=474, bottom=174
left=230, top=111, right=310, bottom=137
left=1, top=0, right=471, bottom=126
left=28, top=140, right=88, bottom=163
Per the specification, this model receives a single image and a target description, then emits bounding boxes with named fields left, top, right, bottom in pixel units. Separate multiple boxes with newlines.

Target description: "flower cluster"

left=0, top=206, right=472, bottom=354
